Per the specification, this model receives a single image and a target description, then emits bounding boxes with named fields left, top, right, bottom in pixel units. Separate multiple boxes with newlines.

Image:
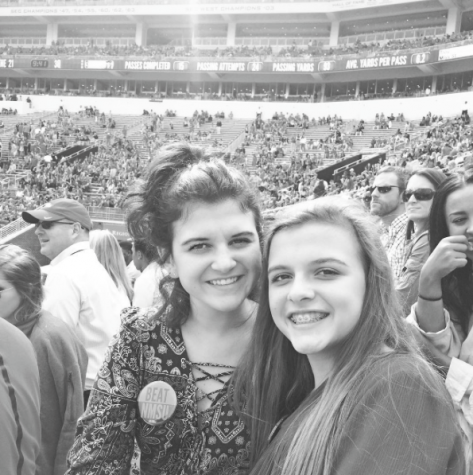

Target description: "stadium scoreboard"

left=31, top=59, right=49, bottom=68
left=0, top=43, right=471, bottom=73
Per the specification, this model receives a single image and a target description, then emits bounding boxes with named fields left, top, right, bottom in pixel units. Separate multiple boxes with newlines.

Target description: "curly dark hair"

left=125, top=142, right=263, bottom=327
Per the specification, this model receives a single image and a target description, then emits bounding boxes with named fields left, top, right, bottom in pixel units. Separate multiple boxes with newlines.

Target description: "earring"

left=164, top=262, right=178, bottom=279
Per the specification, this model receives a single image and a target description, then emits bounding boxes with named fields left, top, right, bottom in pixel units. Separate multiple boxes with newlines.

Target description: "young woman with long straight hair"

left=233, top=197, right=464, bottom=475
left=0, top=244, right=87, bottom=475
left=67, top=143, right=263, bottom=475
left=408, top=169, right=473, bottom=472
left=396, top=168, right=447, bottom=314
left=89, top=229, right=134, bottom=305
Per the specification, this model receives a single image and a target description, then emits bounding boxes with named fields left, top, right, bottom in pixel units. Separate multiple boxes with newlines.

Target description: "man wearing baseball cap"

left=22, top=199, right=129, bottom=406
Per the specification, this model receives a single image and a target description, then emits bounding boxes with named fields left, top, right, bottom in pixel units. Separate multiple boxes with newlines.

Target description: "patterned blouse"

left=66, top=307, right=251, bottom=475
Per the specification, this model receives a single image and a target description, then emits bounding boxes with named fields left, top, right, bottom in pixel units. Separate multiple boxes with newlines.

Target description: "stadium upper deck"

left=0, top=0, right=472, bottom=102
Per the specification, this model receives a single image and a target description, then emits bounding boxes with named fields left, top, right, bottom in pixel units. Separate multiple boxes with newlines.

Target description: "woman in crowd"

left=0, top=244, right=87, bottom=475
left=0, top=317, right=40, bottom=475
left=396, top=168, right=447, bottom=314
left=89, top=229, right=133, bottom=305
left=408, top=170, right=473, bottom=471
left=233, top=197, right=464, bottom=475
left=131, top=238, right=164, bottom=308
left=67, top=142, right=263, bottom=474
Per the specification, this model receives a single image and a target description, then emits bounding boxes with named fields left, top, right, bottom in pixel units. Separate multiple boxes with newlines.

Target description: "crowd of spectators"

left=140, top=109, right=228, bottom=158
left=0, top=106, right=151, bottom=224
left=1, top=107, right=18, bottom=115
left=238, top=113, right=354, bottom=165
left=318, top=30, right=473, bottom=57
left=1, top=105, right=472, bottom=226
left=1, top=29, right=472, bottom=61
left=0, top=137, right=145, bottom=224
left=0, top=106, right=394, bottom=224
left=244, top=107, right=472, bottom=210
left=0, top=92, right=19, bottom=101
left=0, top=106, right=242, bottom=225
left=397, top=108, right=472, bottom=170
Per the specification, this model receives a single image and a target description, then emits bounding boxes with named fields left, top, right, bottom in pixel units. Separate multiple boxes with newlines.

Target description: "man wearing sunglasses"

left=22, top=198, right=128, bottom=407
left=370, top=166, right=409, bottom=283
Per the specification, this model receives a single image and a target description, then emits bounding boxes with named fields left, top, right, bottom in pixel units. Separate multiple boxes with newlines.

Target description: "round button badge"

left=138, top=381, right=177, bottom=426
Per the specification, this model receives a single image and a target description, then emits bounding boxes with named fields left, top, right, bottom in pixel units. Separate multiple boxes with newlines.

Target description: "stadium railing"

left=0, top=206, right=127, bottom=242
left=0, top=216, right=32, bottom=242
left=87, top=206, right=125, bottom=222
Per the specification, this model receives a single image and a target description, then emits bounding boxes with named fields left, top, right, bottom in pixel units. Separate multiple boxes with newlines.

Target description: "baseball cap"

left=22, top=198, right=93, bottom=230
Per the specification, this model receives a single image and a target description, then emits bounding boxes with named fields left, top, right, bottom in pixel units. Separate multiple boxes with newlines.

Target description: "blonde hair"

left=89, top=230, right=133, bottom=303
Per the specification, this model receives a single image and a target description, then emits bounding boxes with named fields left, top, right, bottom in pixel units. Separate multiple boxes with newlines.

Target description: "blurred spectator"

left=0, top=311, right=41, bottom=475
left=119, top=240, right=141, bottom=286
left=89, top=229, right=133, bottom=305
left=131, top=239, right=166, bottom=308
left=396, top=169, right=447, bottom=315
left=1, top=29, right=471, bottom=60
left=0, top=244, right=87, bottom=475
left=370, top=166, right=409, bottom=282
left=407, top=168, right=473, bottom=470
left=21, top=199, right=128, bottom=407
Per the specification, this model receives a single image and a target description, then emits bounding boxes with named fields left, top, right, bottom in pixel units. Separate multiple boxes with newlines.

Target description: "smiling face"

left=405, top=175, right=436, bottom=224
left=0, top=270, right=21, bottom=321
left=445, top=184, right=473, bottom=260
left=170, top=199, right=262, bottom=320
left=268, top=221, right=366, bottom=375
left=34, top=221, right=76, bottom=260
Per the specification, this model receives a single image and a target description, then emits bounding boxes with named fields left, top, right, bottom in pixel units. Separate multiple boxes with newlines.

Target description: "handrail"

left=87, top=206, right=125, bottom=221
left=0, top=217, right=33, bottom=242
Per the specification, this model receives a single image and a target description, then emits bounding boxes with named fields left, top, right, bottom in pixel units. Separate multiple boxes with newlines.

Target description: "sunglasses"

left=34, top=220, right=75, bottom=230
left=369, top=185, right=402, bottom=194
left=403, top=188, right=435, bottom=202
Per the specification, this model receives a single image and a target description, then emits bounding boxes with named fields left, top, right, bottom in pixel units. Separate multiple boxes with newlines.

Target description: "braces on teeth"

left=292, top=314, right=326, bottom=324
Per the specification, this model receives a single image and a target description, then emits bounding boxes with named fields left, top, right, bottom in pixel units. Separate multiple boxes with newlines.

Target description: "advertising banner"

left=438, top=44, right=473, bottom=61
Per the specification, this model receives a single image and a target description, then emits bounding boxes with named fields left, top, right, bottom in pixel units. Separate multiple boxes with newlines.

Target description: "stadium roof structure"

left=0, top=0, right=472, bottom=24
left=0, top=0, right=472, bottom=96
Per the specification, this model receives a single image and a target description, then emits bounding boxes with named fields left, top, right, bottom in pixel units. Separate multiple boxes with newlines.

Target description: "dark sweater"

left=29, top=311, right=88, bottom=475
left=0, top=318, right=41, bottom=475
left=252, top=353, right=464, bottom=475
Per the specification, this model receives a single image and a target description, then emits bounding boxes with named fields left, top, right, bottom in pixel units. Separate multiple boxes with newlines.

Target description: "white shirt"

left=126, top=260, right=141, bottom=286
left=132, top=261, right=165, bottom=308
left=407, top=305, right=473, bottom=467
left=43, top=241, right=129, bottom=390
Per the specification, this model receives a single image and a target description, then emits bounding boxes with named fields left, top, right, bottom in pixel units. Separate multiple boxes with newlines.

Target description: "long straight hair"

left=405, top=168, right=447, bottom=240
left=0, top=244, right=43, bottom=322
left=429, top=172, right=473, bottom=334
left=232, top=197, right=446, bottom=475
left=89, top=230, right=134, bottom=303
